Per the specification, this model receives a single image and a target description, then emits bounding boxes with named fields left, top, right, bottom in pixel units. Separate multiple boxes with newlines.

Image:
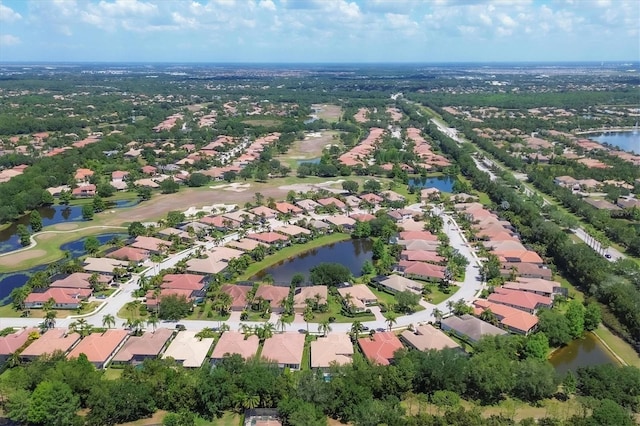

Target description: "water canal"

left=408, top=176, right=455, bottom=193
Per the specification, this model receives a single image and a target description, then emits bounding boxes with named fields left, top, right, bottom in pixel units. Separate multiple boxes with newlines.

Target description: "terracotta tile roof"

left=488, top=287, right=553, bottom=312
left=261, top=333, right=305, bottom=366
left=161, top=274, right=206, bottom=290
left=67, top=330, right=129, bottom=364
left=0, top=328, right=35, bottom=355
left=255, top=286, right=289, bottom=308
left=473, top=299, right=539, bottom=334
left=311, top=333, right=353, bottom=368
left=107, top=246, right=149, bottom=262
left=358, top=332, right=403, bottom=366
left=293, top=286, right=328, bottom=310
left=248, top=232, right=289, bottom=244
left=20, top=328, right=81, bottom=358
left=211, top=332, right=259, bottom=360
left=220, top=284, right=252, bottom=309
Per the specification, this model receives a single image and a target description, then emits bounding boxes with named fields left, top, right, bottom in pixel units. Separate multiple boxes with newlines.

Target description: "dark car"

left=605, top=253, right=612, bottom=259
left=361, top=326, right=370, bottom=331
left=376, top=328, right=385, bottom=332
left=298, top=329, right=307, bottom=334
left=175, top=324, right=186, bottom=331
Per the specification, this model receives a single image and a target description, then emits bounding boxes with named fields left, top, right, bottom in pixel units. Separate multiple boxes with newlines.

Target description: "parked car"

left=175, top=324, right=186, bottom=331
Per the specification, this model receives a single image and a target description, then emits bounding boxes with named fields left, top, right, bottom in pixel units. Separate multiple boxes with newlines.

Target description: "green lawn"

left=368, top=286, right=396, bottom=307
left=424, top=284, right=460, bottom=305
left=593, top=324, right=640, bottom=368
left=205, top=412, right=242, bottom=426
left=311, top=294, right=375, bottom=324
left=103, top=368, right=124, bottom=380
left=187, top=301, right=231, bottom=321
left=237, top=233, right=351, bottom=280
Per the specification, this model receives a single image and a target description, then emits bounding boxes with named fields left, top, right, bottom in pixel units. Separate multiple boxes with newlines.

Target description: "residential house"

left=360, top=193, right=383, bottom=205
left=83, top=257, right=129, bottom=275
left=20, top=328, right=81, bottom=360
left=186, top=256, right=228, bottom=275
left=227, top=238, right=267, bottom=252
left=293, top=285, right=328, bottom=312
left=323, top=215, right=356, bottom=230
left=24, top=288, right=91, bottom=310
left=275, top=224, right=311, bottom=241
left=220, top=284, right=252, bottom=311
left=67, top=329, right=129, bottom=369
left=503, top=278, right=562, bottom=298
left=163, top=331, right=214, bottom=368
left=400, top=324, right=461, bottom=352
left=111, top=328, right=174, bottom=365
left=254, top=286, right=289, bottom=313
left=421, top=187, right=441, bottom=201
left=199, top=215, right=240, bottom=231
left=440, top=314, right=507, bottom=343
left=358, top=332, right=403, bottom=366
left=261, top=333, right=305, bottom=370
left=398, top=261, right=446, bottom=282
left=161, top=274, right=207, bottom=291
left=377, top=275, right=423, bottom=294
left=275, top=202, right=303, bottom=215
left=106, top=246, right=150, bottom=262
left=72, top=184, right=96, bottom=198
left=337, top=285, right=377, bottom=312
left=473, top=300, right=538, bottom=335
left=399, top=231, right=438, bottom=242
left=210, top=332, right=259, bottom=364
left=401, top=250, right=444, bottom=265
left=317, top=197, right=346, bottom=210
left=311, top=333, right=354, bottom=370
left=499, top=262, right=552, bottom=280
left=296, top=199, right=321, bottom=212
left=131, top=236, right=168, bottom=253
left=488, top=287, right=553, bottom=314
left=248, top=232, right=289, bottom=247
left=250, top=205, right=278, bottom=219
left=49, top=272, right=98, bottom=290
left=0, top=328, right=35, bottom=365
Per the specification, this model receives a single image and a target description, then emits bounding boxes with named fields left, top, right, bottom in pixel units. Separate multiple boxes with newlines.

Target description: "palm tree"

left=44, top=310, right=57, bottom=329
left=384, top=312, right=397, bottom=331
left=256, top=322, right=275, bottom=342
left=219, top=323, right=230, bottom=333
left=303, top=308, right=314, bottom=333
left=350, top=321, right=364, bottom=342
left=147, top=314, right=159, bottom=331
left=318, top=320, right=332, bottom=337
left=243, top=394, right=260, bottom=410
left=76, top=318, right=91, bottom=337
left=68, top=321, right=78, bottom=334
left=432, top=308, right=444, bottom=324
left=446, top=300, right=455, bottom=315
left=275, top=317, right=287, bottom=334
left=102, top=314, right=116, bottom=329
left=240, top=324, right=254, bottom=339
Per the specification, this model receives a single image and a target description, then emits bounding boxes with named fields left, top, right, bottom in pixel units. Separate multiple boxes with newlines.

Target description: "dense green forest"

left=2, top=336, right=638, bottom=426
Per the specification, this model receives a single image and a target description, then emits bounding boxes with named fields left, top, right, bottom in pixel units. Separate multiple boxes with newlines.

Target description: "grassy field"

left=241, top=118, right=283, bottom=127
left=103, top=368, right=124, bottom=380
left=311, top=294, right=375, bottom=324
left=593, top=324, right=640, bottom=368
left=236, top=233, right=351, bottom=280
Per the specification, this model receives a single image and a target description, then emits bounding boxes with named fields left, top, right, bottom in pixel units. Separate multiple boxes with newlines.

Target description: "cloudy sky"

left=0, top=0, right=638, bottom=63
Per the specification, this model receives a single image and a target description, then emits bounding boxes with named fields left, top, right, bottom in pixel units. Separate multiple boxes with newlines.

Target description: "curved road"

left=0, top=204, right=485, bottom=333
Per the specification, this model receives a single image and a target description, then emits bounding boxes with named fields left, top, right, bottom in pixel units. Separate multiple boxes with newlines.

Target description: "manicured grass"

left=554, top=274, right=585, bottom=303
left=205, top=412, right=242, bottom=426
left=117, top=301, right=149, bottom=321
left=593, top=324, right=640, bottom=368
left=236, top=233, right=351, bottom=280
left=187, top=302, right=231, bottom=321
left=311, top=294, right=375, bottom=324
left=0, top=304, right=31, bottom=318
left=423, top=284, right=459, bottom=305
left=368, top=286, right=396, bottom=307
left=103, top=368, right=123, bottom=380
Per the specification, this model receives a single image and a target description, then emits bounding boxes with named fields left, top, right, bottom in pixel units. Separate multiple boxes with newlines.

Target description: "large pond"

left=0, top=232, right=126, bottom=301
left=0, top=199, right=137, bottom=254
left=251, top=238, right=373, bottom=285
left=549, top=332, right=619, bottom=376
left=590, top=131, right=639, bottom=154
left=408, top=176, right=455, bottom=193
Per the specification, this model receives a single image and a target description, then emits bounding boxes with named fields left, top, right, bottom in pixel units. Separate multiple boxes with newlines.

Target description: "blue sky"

left=0, top=0, right=638, bottom=63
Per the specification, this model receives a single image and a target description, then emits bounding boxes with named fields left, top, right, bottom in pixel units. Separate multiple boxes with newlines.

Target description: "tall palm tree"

left=147, top=314, right=159, bottom=331
left=102, top=314, right=116, bottom=329
left=275, top=317, right=287, bottom=334
left=240, top=324, right=254, bottom=339
left=44, top=310, right=57, bottom=329
left=350, top=321, right=364, bottom=342
left=432, top=308, right=444, bottom=324
left=318, top=320, right=332, bottom=337
left=303, top=308, right=314, bottom=333
left=384, top=312, right=397, bottom=331
left=446, top=300, right=455, bottom=315
left=68, top=321, right=78, bottom=334
left=76, top=318, right=91, bottom=337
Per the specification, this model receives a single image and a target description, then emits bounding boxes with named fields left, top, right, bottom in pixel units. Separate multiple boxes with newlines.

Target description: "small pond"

left=549, top=332, right=619, bottom=376
left=296, top=158, right=321, bottom=165
left=590, top=131, right=639, bottom=154
left=0, top=199, right=138, bottom=254
left=408, top=176, right=455, bottom=193
left=251, top=238, right=373, bottom=285
left=0, top=232, right=126, bottom=300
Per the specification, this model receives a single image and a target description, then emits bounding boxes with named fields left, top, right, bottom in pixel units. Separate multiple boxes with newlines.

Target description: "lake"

left=549, top=332, right=619, bottom=376
left=408, top=176, right=455, bottom=192
left=0, top=199, right=138, bottom=254
left=296, top=158, right=321, bottom=165
left=251, top=238, right=373, bottom=285
left=0, top=232, right=126, bottom=300
left=590, top=131, right=639, bottom=154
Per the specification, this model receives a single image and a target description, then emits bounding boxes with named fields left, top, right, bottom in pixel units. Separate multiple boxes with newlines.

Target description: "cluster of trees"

left=2, top=334, right=638, bottom=426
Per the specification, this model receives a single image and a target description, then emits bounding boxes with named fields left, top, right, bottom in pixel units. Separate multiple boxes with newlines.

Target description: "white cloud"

left=0, top=34, right=20, bottom=46
left=0, top=3, right=22, bottom=22
left=259, top=0, right=276, bottom=11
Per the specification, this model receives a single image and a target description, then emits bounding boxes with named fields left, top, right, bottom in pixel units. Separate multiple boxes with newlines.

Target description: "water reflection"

left=549, top=333, right=618, bottom=376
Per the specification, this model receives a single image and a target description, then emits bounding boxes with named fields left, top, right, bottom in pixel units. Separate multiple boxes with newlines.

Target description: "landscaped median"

left=236, top=232, right=351, bottom=280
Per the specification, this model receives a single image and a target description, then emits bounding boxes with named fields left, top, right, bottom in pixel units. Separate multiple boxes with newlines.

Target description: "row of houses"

left=23, top=272, right=117, bottom=310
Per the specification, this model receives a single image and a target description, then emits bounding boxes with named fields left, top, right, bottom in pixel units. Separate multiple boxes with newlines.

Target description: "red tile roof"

left=358, top=332, right=403, bottom=366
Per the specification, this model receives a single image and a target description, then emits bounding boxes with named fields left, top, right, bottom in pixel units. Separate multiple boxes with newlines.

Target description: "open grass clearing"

left=312, top=104, right=342, bottom=122
left=236, top=233, right=351, bottom=280
left=241, top=118, right=282, bottom=127
left=593, top=324, right=640, bottom=368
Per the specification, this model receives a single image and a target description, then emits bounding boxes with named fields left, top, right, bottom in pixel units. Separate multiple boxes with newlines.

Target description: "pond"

left=408, top=176, right=455, bottom=193
left=0, top=199, right=138, bottom=254
left=0, top=232, right=126, bottom=301
left=549, top=332, right=619, bottom=376
left=251, top=238, right=373, bottom=285
left=590, top=131, right=639, bottom=154
left=296, top=158, right=321, bottom=165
